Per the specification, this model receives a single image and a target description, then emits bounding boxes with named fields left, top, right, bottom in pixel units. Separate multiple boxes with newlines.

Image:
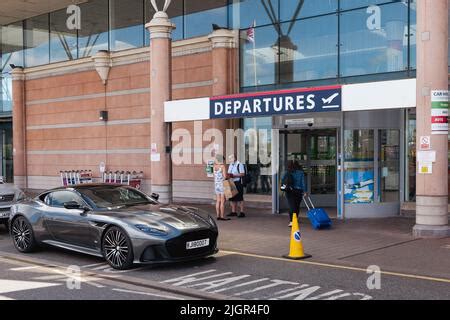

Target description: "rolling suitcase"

left=303, top=195, right=332, bottom=230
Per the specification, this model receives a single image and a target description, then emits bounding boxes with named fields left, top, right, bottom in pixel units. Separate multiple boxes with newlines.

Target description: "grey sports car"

left=9, top=184, right=218, bottom=269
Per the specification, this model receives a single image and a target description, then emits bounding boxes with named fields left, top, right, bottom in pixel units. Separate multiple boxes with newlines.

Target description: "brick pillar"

left=11, top=67, right=27, bottom=188
left=146, top=12, right=175, bottom=204
left=208, top=29, right=239, bottom=156
left=414, top=0, right=450, bottom=238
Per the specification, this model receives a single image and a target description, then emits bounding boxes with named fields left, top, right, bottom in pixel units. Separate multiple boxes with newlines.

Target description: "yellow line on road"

left=220, top=250, right=450, bottom=284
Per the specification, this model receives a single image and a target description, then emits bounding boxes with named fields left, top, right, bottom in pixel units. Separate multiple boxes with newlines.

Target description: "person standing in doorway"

left=282, top=160, right=307, bottom=227
left=214, top=154, right=230, bottom=221
left=227, top=154, right=246, bottom=218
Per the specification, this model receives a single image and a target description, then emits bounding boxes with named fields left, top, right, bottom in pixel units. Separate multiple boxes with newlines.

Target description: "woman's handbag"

left=223, top=179, right=239, bottom=200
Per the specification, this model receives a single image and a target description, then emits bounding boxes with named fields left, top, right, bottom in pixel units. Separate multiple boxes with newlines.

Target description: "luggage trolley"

left=102, top=170, right=143, bottom=190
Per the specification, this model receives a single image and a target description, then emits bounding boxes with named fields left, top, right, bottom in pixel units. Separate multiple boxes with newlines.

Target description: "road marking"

left=10, top=266, right=40, bottom=271
left=0, top=279, right=60, bottom=294
left=0, top=295, right=14, bottom=300
left=112, top=288, right=185, bottom=300
left=81, top=262, right=106, bottom=268
left=221, top=250, right=450, bottom=284
left=234, top=279, right=298, bottom=296
left=210, top=278, right=270, bottom=294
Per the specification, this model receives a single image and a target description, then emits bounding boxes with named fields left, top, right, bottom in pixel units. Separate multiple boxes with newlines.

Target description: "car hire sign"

left=210, top=85, right=342, bottom=119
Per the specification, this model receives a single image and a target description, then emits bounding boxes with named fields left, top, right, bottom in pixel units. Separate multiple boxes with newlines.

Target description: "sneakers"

left=227, top=212, right=237, bottom=217
left=288, top=222, right=292, bottom=227
left=238, top=212, right=246, bottom=218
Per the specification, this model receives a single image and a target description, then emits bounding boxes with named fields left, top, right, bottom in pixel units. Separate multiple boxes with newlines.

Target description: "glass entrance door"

left=279, top=129, right=338, bottom=212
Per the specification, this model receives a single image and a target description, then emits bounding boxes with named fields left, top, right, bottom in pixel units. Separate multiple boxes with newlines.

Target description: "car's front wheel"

left=11, top=216, right=37, bottom=253
left=102, top=226, right=134, bottom=270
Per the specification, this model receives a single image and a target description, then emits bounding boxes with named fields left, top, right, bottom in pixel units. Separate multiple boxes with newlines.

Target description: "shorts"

left=230, top=181, right=244, bottom=202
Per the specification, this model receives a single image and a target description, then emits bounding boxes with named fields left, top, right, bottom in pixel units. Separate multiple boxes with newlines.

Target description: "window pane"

left=229, top=0, right=278, bottom=29
left=0, top=74, right=12, bottom=112
left=344, top=130, right=375, bottom=204
left=410, top=0, right=417, bottom=69
left=78, top=0, right=109, bottom=58
left=340, top=2, right=409, bottom=77
left=340, top=0, right=396, bottom=10
left=379, top=130, right=400, bottom=202
left=24, top=14, right=50, bottom=67
left=240, top=25, right=278, bottom=87
left=110, top=0, right=144, bottom=51
left=1, top=22, right=24, bottom=73
left=145, top=0, right=183, bottom=43
left=281, top=0, right=337, bottom=21
left=406, top=109, right=416, bottom=201
left=50, top=9, right=78, bottom=63
left=185, top=0, right=228, bottom=39
left=243, top=117, right=272, bottom=195
left=279, top=14, right=338, bottom=83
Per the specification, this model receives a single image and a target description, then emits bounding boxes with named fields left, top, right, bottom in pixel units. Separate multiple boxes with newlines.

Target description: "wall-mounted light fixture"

left=99, top=110, right=108, bottom=121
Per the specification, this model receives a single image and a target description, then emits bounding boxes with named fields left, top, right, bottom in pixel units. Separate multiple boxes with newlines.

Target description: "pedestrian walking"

left=281, top=160, right=307, bottom=227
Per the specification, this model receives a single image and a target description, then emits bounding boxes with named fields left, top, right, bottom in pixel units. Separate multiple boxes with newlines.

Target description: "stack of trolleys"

left=60, top=170, right=94, bottom=186
left=102, top=170, right=143, bottom=190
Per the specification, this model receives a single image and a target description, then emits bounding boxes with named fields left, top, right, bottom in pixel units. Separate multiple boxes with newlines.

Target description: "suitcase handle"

left=303, top=194, right=315, bottom=210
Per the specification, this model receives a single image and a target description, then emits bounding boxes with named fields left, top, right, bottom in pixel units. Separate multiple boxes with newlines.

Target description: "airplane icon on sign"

left=322, top=93, right=339, bottom=105
left=321, top=92, right=340, bottom=109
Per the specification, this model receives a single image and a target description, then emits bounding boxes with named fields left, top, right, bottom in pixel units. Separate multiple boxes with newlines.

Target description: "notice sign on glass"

left=431, top=90, right=449, bottom=135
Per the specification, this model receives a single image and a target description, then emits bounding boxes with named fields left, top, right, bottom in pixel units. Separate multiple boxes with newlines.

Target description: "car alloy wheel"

left=102, top=227, right=134, bottom=270
left=11, top=217, right=36, bottom=252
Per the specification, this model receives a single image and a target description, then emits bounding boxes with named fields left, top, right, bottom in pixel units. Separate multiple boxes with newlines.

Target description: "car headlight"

left=135, top=224, right=169, bottom=236
left=16, top=192, right=26, bottom=201
left=208, top=215, right=217, bottom=229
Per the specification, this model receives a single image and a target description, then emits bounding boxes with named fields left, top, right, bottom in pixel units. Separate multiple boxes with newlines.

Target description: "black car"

left=9, top=184, right=218, bottom=269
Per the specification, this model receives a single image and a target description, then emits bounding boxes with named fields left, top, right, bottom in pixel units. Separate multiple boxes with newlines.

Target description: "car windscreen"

left=77, top=186, right=154, bottom=209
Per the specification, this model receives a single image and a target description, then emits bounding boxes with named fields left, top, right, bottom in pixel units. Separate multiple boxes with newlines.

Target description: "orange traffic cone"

left=283, top=213, right=311, bottom=260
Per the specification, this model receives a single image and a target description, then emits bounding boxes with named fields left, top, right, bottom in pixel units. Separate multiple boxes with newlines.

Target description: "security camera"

left=307, top=122, right=313, bottom=127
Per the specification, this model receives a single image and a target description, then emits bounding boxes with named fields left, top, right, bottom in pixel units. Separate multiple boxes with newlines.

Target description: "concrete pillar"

left=11, top=67, right=27, bottom=189
left=208, top=29, right=238, bottom=156
left=146, top=12, right=175, bottom=204
left=414, top=0, right=450, bottom=238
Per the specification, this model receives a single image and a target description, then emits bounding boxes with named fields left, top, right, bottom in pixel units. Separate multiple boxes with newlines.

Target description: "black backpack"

left=237, top=163, right=252, bottom=187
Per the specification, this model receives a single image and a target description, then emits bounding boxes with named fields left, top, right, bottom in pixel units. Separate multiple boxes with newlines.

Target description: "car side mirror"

left=63, top=201, right=82, bottom=210
left=151, top=193, right=159, bottom=201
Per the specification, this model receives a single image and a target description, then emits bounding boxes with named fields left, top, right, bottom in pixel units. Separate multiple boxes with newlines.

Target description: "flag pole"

left=252, top=21, right=257, bottom=87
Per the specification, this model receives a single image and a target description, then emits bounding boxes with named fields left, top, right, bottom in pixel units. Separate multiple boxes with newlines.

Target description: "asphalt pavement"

left=0, top=224, right=449, bottom=300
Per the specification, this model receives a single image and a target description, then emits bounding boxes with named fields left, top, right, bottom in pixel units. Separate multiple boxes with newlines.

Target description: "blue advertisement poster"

left=344, top=167, right=374, bottom=204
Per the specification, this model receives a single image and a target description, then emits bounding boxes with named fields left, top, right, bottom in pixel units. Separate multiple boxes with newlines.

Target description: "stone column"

left=146, top=12, right=175, bottom=204
left=414, top=0, right=450, bottom=238
left=11, top=67, right=27, bottom=188
left=208, top=29, right=238, bottom=156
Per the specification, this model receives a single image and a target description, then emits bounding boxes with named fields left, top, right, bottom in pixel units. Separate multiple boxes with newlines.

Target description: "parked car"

left=0, top=181, right=25, bottom=231
left=9, top=184, right=218, bottom=269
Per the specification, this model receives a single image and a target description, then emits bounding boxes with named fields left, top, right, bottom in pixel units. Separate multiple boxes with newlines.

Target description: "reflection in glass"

left=340, top=0, right=392, bottom=10
left=229, top=0, right=278, bottom=29
left=145, top=0, right=183, bottom=43
left=309, top=130, right=337, bottom=195
left=407, top=110, right=416, bottom=201
left=279, top=15, right=338, bottom=82
left=1, top=22, right=24, bottom=73
left=340, top=2, right=409, bottom=76
left=110, top=0, right=144, bottom=51
left=184, top=0, right=228, bottom=39
left=240, top=25, right=278, bottom=87
left=50, top=9, right=78, bottom=63
left=344, top=130, right=374, bottom=203
left=24, top=14, right=50, bottom=67
left=379, top=130, right=400, bottom=202
left=243, top=117, right=272, bottom=195
left=0, top=124, right=13, bottom=182
left=280, top=0, right=337, bottom=21
left=78, top=0, right=109, bottom=57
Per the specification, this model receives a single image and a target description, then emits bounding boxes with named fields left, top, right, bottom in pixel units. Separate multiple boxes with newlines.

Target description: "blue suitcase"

left=303, top=195, right=332, bottom=230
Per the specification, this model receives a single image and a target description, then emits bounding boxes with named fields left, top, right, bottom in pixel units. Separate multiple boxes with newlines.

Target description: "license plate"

left=186, top=238, right=209, bottom=250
